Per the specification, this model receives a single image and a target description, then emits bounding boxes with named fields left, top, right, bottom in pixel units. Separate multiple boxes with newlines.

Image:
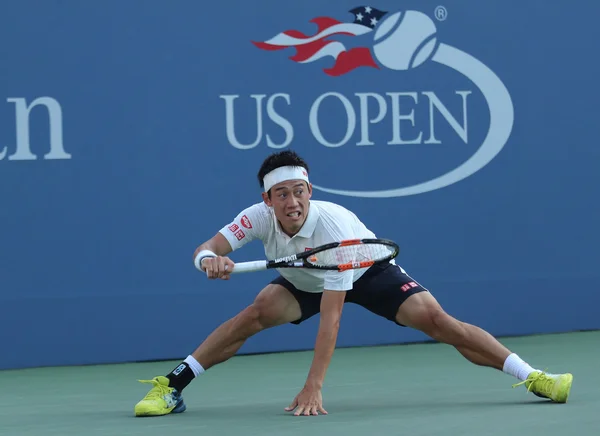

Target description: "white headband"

left=263, top=165, right=309, bottom=192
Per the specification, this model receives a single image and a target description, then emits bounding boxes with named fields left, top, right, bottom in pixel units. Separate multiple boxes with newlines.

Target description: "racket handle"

left=231, top=260, right=268, bottom=274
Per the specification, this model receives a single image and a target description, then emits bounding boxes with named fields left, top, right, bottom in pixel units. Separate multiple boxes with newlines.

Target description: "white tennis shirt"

left=219, top=200, right=387, bottom=293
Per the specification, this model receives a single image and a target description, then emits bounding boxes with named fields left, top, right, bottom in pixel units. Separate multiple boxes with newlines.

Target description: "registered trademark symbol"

left=435, top=6, right=448, bottom=21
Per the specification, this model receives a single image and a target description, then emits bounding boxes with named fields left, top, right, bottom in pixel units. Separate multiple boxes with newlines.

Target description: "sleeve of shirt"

left=218, top=203, right=270, bottom=251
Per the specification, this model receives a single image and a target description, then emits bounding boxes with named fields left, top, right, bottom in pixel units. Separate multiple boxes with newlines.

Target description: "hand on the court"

left=201, top=256, right=235, bottom=280
left=285, top=386, right=328, bottom=416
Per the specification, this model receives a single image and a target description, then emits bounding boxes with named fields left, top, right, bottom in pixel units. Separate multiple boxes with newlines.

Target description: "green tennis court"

left=1, top=331, right=598, bottom=436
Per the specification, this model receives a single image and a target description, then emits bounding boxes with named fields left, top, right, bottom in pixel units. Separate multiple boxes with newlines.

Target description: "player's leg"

left=188, top=277, right=323, bottom=374
left=347, top=263, right=573, bottom=403
left=394, top=283, right=573, bottom=403
left=346, top=264, right=509, bottom=366
left=134, top=282, right=303, bottom=417
left=395, top=291, right=512, bottom=366
left=190, top=283, right=303, bottom=371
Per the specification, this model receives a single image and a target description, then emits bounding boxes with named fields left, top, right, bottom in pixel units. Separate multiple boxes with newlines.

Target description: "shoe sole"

left=135, top=401, right=187, bottom=417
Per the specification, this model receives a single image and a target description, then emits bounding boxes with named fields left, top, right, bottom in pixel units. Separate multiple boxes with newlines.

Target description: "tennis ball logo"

left=373, top=10, right=438, bottom=70
left=311, top=9, right=515, bottom=198
left=250, top=7, right=515, bottom=198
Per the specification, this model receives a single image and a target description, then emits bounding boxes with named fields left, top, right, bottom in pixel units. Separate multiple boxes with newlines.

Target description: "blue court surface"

left=1, top=331, right=597, bottom=436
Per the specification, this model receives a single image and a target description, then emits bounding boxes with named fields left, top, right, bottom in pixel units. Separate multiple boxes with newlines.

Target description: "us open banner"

left=1, top=0, right=598, bottom=370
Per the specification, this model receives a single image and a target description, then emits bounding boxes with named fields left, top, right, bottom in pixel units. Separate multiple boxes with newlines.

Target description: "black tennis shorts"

left=270, top=262, right=428, bottom=326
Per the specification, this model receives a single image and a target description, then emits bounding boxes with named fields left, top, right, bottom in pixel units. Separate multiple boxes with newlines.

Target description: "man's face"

left=262, top=179, right=312, bottom=236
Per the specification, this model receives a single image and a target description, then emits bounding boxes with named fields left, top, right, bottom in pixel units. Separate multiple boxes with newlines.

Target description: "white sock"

left=184, top=355, right=205, bottom=377
left=502, top=353, right=538, bottom=381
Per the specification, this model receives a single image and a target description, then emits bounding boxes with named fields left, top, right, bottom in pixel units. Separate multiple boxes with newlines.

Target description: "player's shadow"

left=118, top=394, right=559, bottom=421
left=323, top=397, right=557, bottom=415
left=172, top=396, right=556, bottom=420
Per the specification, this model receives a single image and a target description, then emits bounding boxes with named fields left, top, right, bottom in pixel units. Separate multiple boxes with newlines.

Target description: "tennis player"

left=134, top=150, right=573, bottom=417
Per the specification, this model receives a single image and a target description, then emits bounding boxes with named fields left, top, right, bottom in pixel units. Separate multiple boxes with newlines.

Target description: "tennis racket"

left=229, top=238, right=399, bottom=274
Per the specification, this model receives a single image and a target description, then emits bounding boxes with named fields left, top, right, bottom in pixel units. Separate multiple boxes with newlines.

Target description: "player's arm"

left=305, top=290, right=346, bottom=388
left=193, top=203, right=269, bottom=280
left=287, top=289, right=345, bottom=416
left=193, top=232, right=235, bottom=280
left=193, top=232, right=232, bottom=259
left=304, top=217, right=357, bottom=390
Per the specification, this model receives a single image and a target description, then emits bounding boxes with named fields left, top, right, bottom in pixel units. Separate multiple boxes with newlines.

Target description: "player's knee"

left=242, top=292, right=283, bottom=331
left=234, top=303, right=271, bottom=336
left=417, top=307, right=455, bottom=341
left=432, top=311, right=469, bottom=344
left=233, top=305, right=259, bottom=332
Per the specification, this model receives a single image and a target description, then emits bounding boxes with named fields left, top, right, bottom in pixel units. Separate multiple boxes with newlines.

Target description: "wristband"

left=194, top=249, right=217, bottom=271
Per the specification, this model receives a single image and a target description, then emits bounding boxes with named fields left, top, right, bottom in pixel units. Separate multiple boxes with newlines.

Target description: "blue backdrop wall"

left=1, top=0, right=599, bottom=370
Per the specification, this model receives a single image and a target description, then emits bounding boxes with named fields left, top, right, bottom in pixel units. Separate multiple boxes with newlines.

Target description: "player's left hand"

left=285, top=385, right=328, bottom=416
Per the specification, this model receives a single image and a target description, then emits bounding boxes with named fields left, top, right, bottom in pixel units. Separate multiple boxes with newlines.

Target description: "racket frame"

left=230, top=238, right=399, bottom=274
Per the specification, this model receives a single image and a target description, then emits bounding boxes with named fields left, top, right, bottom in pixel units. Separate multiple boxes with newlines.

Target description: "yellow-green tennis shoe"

left=513, top=371, right=573, bottom=403
left=134, top=376, right=186, bottom=416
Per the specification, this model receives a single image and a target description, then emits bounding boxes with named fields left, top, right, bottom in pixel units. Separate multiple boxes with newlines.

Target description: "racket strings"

left=307, top=243, right=394, bottom=267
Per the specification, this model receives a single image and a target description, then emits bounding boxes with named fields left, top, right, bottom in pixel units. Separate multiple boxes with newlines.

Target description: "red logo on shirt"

left=228, top=224, right=239, bottom=233
left=241, top=215, right=252, bottom=229
left=234, top=229, right=246, bottom=241
left=401, top=282, right=418, bottom=292
left=304, top=247, right=313, bottom=252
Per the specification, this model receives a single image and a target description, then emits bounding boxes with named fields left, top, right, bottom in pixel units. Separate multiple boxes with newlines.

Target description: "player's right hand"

left=201, top=256, right=235, bottom=280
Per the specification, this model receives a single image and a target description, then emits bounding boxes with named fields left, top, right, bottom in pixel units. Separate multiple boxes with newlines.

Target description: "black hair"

left=257, top=150, right=310, bottom=190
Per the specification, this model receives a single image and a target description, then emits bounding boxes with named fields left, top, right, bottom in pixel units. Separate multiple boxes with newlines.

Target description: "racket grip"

left=231, top=260, right=268, bottom=274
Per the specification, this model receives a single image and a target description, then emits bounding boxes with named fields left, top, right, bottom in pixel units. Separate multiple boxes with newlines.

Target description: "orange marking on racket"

left=338, top=260, right=375, bottom=271
left=339, top=239, right=362, bottom=247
